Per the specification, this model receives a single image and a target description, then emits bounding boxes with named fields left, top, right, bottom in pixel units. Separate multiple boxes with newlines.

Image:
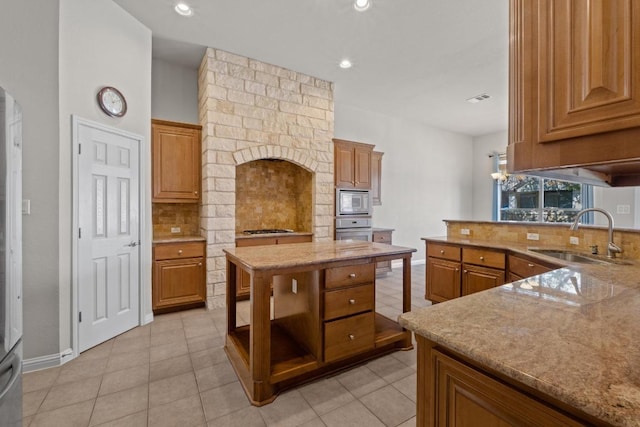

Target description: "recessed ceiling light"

left=354, top=0, right=371, bottom=12
left=466, top=93, right=491, bottom=104
left=339, top=59, right=353, bottom=69
left=174, top=2, right=194, bottom=17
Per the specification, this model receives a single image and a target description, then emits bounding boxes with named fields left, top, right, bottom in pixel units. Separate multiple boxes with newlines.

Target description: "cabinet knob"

left=455, top=268, right=459, bottom=272
left=194, top=190, right=199, bottom=195
left=198, top=263, right=202, bottom=266
left=348, top=334, right=355, bottom=341
left=480, top=256, right=485, bottom=261
left=348, top=273, right=356, bottom=278
left=464, top=270, right=468, bottom=274
left=528, top=263, right=535, bottom=268
left=440, top=250, right=445, bottom=254
left=349, top=299, right=356, bottom=305
left=178, top=249, right=183, bottom=255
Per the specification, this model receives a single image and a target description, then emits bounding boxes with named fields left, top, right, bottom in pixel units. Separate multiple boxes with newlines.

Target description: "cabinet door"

left=426, top=258, right=461, bottom=303
left=334, top=143, right=356, bottom=188
left=371, top=151, right=383, bottom=205
left=152, top=121, right=201, bottom=202
left=353, top=145, right=372, bottom=189
left=462, top=264, right=505, bottom=296
left=373, top=230, right=392, bottom=274
left=431, top=348, right=585, bottom=426
left=153, top=257, right=205, bottom=311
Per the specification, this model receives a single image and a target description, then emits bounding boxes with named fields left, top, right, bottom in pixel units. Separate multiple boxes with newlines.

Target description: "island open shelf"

left=223, top=240, right=416, bottom=406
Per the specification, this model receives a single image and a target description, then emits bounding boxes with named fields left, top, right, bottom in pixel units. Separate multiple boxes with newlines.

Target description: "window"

left=492, top=155, right=593, bottom=223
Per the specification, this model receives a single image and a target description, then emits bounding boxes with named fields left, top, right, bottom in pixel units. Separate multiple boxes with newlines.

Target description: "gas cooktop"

left=243, top=229, right=294, bottom=235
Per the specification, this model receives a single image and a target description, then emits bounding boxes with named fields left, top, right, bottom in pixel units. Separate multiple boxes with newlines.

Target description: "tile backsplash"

left=153, top=203, right=201, bottom=238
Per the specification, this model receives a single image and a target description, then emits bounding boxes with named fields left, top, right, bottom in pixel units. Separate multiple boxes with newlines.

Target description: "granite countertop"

left=400, top=237, right=640, bottom=426
left=152, top=235, right=206, bottom=244
left=235, top=231, right=313, bottom=240
left=224, top=240, right=416, bottom=271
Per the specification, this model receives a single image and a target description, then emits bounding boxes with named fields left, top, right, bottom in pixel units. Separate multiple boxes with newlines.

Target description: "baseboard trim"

left=391, top=258, right=425, bottom=268
left=143, top=313, right=154, bottom=325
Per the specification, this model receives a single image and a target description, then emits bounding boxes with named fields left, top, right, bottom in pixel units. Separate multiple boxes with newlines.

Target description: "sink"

left=529, top=249, right=608, bottom=264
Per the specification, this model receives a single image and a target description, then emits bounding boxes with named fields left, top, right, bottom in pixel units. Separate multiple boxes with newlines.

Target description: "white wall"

left=593, top=187, right=640, bottom=229
left=471, top=131, right=508, bottom=220
left=151, top=59, right=199, bottom=123
left=0, top=0, right=60, bottom=359
left=335, top=104, right=474, bottom=261
left=58, top=0, right=152, bottom=355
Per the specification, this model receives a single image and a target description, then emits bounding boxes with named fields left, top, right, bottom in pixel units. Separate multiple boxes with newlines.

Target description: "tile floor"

left=22, top=264, right=430, bottom=427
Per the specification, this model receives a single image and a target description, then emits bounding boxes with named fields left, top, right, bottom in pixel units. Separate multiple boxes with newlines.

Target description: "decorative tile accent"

left=152, top=203, right=201, bottom=238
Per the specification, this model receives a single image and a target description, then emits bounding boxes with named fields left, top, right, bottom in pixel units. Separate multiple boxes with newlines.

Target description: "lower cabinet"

left=372, top=228, right=394, bottom=275
left=235, top=234, right=313, bottom=298
left=418, top=336, right=585, bottom=426
left=152, top=241, right=206, bottom=313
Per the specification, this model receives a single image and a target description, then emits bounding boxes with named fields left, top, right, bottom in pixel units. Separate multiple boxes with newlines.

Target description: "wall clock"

left=97, top=86, right=127, bottom=117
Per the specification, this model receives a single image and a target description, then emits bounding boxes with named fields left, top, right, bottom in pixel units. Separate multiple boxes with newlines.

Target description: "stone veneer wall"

left=446, top=220, right=640, bottom=259
left=198, top=48, right=335, bottom=308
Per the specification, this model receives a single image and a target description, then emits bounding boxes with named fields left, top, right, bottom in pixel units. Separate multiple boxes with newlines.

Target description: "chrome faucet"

left=570, top=208, right=622, bottom=258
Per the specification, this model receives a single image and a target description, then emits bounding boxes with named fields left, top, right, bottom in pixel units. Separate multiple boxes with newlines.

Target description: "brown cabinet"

left=417, top=336, right=586, bottom=426
left=152, top=119, right=202, bottom=202
left=235, top=234, right=313, bottom=298
left=372, top=228, right=393, bottom=275
left=323, top=262, right=375, bottom=362
left=508, top=253, right=556, bottom=282
left=508, top=1, right=640, bottom=185
left=333, top=139, right=373, bottom=189
left=152, top=241, right=206, bottom=312
left=426, top=242, right=505, bottom=302
left=371, top=151, right=383, bottom=205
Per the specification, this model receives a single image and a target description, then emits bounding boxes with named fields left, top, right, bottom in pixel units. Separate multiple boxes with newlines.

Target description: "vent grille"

left=466, top=93, right=491, bottom=103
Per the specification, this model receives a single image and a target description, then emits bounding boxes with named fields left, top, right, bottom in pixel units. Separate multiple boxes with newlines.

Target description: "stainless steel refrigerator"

left=0, top=86, right=23, bottom=427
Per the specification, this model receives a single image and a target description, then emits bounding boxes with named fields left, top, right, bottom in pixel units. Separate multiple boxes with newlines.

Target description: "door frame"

left=70, top=115, right=151, bottom=358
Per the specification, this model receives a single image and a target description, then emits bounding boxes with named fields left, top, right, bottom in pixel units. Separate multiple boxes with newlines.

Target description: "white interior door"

left=76, top=120, right=140, bottom=352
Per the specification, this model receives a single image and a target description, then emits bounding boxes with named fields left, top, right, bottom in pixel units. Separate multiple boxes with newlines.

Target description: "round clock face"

left=97, top=86, right=127, bottom=117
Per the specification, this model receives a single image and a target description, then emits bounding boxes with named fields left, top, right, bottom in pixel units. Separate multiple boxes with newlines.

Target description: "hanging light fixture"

left=354, top=0, right=371, bottom=12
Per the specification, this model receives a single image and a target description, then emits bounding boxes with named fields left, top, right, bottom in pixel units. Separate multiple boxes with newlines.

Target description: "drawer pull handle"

left=349, top=299, right=356, bottom=304
left=528, top=263, right=535, bottom=268
left=178, top=250, right=183, bottom=255
left=348, top=334, right=355, bottom=341
left=348, top=273, right=356, bottom=278
left=480, top=256, right=485, bottom=261
left=440, top=250, right=445, bottom=254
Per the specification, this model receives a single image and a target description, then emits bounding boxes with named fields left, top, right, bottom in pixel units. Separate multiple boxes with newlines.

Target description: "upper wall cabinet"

left=508, top=0, right=640, bottom=186
left=333, top=139, right=373, bottom=189
left=371, top=151, right=384, bottom=205
left=152, top=119, right=202, bottom=203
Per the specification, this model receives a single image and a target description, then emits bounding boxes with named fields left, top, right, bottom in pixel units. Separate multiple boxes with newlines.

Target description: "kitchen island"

left=400, top=241, right=640, bottom=426
left=223, top=240, right=416, bottom=406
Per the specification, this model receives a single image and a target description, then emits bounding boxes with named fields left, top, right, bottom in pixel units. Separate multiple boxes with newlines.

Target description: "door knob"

left=125, top=241, right=139, bottom=247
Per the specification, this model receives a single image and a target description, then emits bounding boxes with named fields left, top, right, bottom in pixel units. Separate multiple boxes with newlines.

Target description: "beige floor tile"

left=22, top=389, right=48, bottom=417
left=150, top=341, right=188, bottom=363
left=110, top=334, right=151, bottom=355
left=298, top=377, right=355, bottom=415
left=397, top=416, right=417, bottom=427
left=99, top=364, right=150, bottom=396
left=89, top=384, right=148, bottom=426
left=258, top=390, right=317, bottom=427
left=200, top=381, right=251, bottom=421
left=39, top=376, right=101, bottom=412
left=148, top=394, right=205, bottom=427
left=365, top=354, right=414, bottom=384
left=77, top=341, right=113, bottom=362
left=92, top=410, right=147, bottom=427
left=392, top=373, right=417, bottom=403
left=149, top=353, right=193, bottom=382
left=150, top=317, right=184, bottom=333
left=206, top=406, right=266, bottom=427
left=55, top=357, right=108, bottom=385
left=298, top=418, right=327, bottom=427
left=391, top=348, right=417, bottom=369
left=184, top=324, right=218, bottom=339
left=335, top=365, right=386, bottom=398
left=115, top=324, right=150, bottom=341
left=22, top=414, right=34, bottom=426
left=149, top=371, right=199, bottom=407
left=186, top=333, right=224, bottom=353
left=29, top=400, right=94, bottom=427
left=320, top=400, right=385, bottom=427
left=150, top=327, right=186, bottom=348
left=359, top=385, right=416, bottom=427
left=22, top=367, right=60, bottom=393
left=190, top=347, right=228, bottom=371
left=194, top=360, right=239, bottom=392
left=105, top=349, right=149, bottom=373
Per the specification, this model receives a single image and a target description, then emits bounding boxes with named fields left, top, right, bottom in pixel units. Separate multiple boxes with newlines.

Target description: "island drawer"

left=154, top=241, right=205, bottom=260
left=324, top=284, right=374, bottom=321
left=462, top=247, right=505, bottom=269
left=324, top=312, right=374, bottom=362
left=508, top=255, right=554, bottom=279
left=427, top=243, right=461, bottom=262
left=325, top=263, right=375, bottom=289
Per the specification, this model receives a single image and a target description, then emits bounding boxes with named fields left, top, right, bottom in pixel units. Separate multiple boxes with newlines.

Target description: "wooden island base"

left=223, top=240, right=416, bottom=406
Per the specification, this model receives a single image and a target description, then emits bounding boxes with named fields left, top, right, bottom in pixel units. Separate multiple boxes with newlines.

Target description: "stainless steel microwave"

left=336, top=189, right=371, bottom=216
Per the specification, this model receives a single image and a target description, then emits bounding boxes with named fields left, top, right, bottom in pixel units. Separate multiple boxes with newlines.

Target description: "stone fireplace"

left=198, top=48, right=335, bottom=308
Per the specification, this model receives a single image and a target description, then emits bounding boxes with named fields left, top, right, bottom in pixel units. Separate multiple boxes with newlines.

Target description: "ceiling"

left=113, top=0, right=509, bottom=137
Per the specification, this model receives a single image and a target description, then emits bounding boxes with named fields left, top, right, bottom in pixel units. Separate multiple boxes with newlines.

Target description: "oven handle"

left=0, top=352, right=20, bottom=401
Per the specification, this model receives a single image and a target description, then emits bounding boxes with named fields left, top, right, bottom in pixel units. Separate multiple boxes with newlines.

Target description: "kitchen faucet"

left=570, top=208, right=622, bottom=258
